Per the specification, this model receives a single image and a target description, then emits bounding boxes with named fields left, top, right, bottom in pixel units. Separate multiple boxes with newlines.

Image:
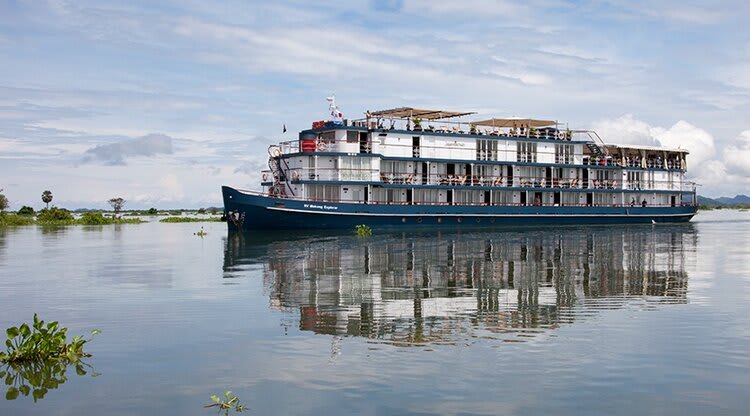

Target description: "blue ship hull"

left=222, top=186, right=696, bottom=230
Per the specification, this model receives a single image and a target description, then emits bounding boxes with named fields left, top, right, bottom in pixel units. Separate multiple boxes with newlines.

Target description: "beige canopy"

left=370, top=107, right=476, bottom=120
left=472, top=118, right=557, bottom=128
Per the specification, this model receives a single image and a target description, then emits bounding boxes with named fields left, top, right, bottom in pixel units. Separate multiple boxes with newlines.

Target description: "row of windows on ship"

left=315, top=132, right=685, bottom=170
left=303, top=185, right=684, bottom=208
left=292, top=160, right=682, bottom=191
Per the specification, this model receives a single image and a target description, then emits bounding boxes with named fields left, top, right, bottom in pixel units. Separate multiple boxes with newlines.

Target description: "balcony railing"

left=260, top=168, right=696, bottom=192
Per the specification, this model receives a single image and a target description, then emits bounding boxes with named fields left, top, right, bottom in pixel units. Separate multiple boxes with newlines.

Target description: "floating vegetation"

left=205, top=390, right=247, bottom=415
left=1, top=314, right=99, bottom=363
left=1, top=315, right=100, bottom=402
left=160, top=216, right=223, bottom=223
left=355, top=224, right=372, bottom=237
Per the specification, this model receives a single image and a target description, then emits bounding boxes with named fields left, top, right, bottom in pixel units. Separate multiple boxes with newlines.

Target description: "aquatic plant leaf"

left=6, top=327, right=19, bottom=339
left=6, top=387, right=19, bottom=400
left=32, top=387, right=47, bottom=401
left=19, top=324, right=30, bottom=338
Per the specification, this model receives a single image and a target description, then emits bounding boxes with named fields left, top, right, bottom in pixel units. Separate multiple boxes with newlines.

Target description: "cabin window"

left=414, top=189, right=440, bottom=204
left=555, top=144, right=574, bottom=164
left=340, top=157, right=370, bottom=181
left=476, top=139, right=499, bottom=161
left=627, top=171, right=642, bottom=190
left=317, top=131, right=336, bottom=150
left=516, top=141, right=537, bottom=163
left=310, top=185, right=340, bottom=202
left=346, top=131, right=358, bottom=143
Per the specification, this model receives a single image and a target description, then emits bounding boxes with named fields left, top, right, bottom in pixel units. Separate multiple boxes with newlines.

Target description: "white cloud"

left=158, top=173, right=185, bottom=201
left=590, top=114, right=661, bottom=146
left=590, top=115, right=750, bottom=197
left=82, top=133, right=174, bottom=165
left=723, top=130, right=750, bottom=176
left=718, top=62, right=750, bottom=91
left=653, top=120, right=716, bottom=168
left=404, top=0, right=526, bottom=17
left=484, top=67, right=553, bottom=86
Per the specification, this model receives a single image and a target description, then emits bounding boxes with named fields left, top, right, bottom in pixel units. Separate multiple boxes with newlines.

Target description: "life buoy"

left=292, top=171, right=300, bottom=181
left=262, top=173, right=268, bottom=181
left=317, top=141, right=327, bottom=151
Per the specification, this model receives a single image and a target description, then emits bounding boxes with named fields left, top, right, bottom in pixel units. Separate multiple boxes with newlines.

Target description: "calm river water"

left=1, top=210, right=749, bottom=415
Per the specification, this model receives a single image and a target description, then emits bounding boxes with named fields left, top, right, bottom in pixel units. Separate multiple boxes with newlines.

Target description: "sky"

left=1, top=0, right=749, bottom=209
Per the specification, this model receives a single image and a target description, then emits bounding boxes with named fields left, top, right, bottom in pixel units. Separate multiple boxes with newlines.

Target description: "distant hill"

left=698, top=194, right=750, bottom=207
left=715, top=195, right=750, bottom=205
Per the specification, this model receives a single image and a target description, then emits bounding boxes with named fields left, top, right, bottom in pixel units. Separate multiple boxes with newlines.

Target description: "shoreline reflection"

left=224, top=225, right=696, bottom=345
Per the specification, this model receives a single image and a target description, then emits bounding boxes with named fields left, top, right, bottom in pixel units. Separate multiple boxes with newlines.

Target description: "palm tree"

left=42, top=190, right=53, bottom=209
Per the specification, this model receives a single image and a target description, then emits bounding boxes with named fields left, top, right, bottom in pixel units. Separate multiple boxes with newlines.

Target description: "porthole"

left=457, top=217, right=462, bottom=223
left=476, top=217, right=481, bottom=223
left=490, top=218, right=496, bottom=224
left=402, top=217, right=407, bottom=223
left=417, top=217, right=423, bottom=223
left=437, top=217, right=442, bottom=223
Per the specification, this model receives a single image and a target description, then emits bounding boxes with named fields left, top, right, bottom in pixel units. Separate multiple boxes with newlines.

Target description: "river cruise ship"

left=222, top=98, right=697, bottom=230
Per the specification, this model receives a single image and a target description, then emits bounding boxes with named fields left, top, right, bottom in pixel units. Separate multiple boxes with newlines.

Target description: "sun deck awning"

left=472, top=118, right=557, bottom=128
left=370, top=107, right=476, bottom=120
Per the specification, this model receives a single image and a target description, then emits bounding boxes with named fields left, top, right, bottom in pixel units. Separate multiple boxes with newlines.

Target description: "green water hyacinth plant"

left=355, top=224, right=372, bottom=237
left=1, top=314, right=99, bottom=363
left=1, top=315, right=100, bottom=401
left=205, top=390, right=247, bottom=415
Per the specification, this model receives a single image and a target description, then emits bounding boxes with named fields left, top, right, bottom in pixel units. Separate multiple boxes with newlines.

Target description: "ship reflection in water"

left=224, top=225, right=696, bottom=346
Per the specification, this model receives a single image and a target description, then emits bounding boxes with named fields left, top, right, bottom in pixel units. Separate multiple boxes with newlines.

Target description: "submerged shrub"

left=17, top=206, right=35, bottom=216
left=160, top=216, right=222, bottom=223
left=78, top=211, right=110, bottom=225
left=36, top=207, right=75, bottom=224
left=0, top=213, right=35, bottom=227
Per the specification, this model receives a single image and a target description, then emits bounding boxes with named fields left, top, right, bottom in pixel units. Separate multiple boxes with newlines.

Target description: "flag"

left=283, top=124, right=287, bottom=133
